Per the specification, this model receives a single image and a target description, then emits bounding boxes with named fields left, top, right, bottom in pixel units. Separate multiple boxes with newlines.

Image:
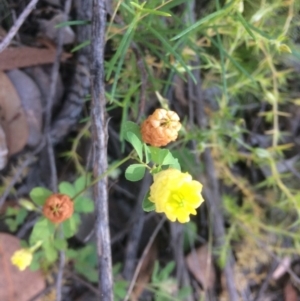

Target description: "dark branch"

left=90, top=0, right=113, bottom=300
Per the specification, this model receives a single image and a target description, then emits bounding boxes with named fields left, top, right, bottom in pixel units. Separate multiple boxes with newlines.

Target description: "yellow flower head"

left=11, top=248, right=33, bottom=271
left=149, top=169, right=204, bottom=223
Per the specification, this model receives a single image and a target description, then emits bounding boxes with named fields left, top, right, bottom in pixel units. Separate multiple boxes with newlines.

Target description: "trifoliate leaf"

left=127, top=132, right=143, bottom=161
left=125, top=164, right=146, bottom=181
left=59, top=181, right=76, bottom=197
left=29, top=187, right=52, bottom=206
left=122, top=121, right=142, bottom=142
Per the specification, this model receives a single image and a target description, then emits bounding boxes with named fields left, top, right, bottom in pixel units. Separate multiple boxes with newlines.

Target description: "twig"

left=55, top=236, right=65, bottom=300
left=90, top=1, right=113, bottom=300
left=0, top=0, right=39, bottom=53
left=124, top=217, right=166, bottom=301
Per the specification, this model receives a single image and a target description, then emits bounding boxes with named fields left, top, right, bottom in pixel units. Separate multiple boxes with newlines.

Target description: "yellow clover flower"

left=149, top=169, right=204, bottom=223
left=11, top=248, right=33, bottom=271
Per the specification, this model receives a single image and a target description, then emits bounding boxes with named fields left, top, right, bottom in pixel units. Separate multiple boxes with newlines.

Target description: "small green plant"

left=7, top=174, right=94, bottom=271
left=148, top=261, right=192, bottom=301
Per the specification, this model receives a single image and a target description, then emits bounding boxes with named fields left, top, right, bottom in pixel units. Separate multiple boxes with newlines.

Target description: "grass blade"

left=234, top=12, right=256, bottom=40
left=148, top=27, right=196, bottom=83
left=171, top=0, right=235, bottom=41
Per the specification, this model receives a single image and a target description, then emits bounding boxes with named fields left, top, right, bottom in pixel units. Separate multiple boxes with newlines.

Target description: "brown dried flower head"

left=43, top=193, right=74, bottom=224
left=140, top=109, right=181, bottom=147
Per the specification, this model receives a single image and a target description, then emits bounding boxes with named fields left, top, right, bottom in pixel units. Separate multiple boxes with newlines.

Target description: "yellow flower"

left=11, top=248, right=33, bottom=271
left=149, top=169, right=204, bottom=223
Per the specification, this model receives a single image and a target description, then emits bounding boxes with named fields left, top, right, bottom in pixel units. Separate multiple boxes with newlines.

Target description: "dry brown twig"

left=90, top=0, right=113, bottom=300
left=0, top=0, right=40, bottom=53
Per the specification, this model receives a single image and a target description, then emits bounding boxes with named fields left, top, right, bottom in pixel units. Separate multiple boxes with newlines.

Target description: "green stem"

left=72, top=153, right=133, bottom=200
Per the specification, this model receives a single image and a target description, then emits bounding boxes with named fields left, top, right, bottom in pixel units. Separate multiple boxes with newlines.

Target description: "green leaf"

left=43, top=241, right=58, bottom=262
left=62, top=214, right=80, bottom=238
left=74, top=196, right=95, bottom=213
left=53, top=239, right=68, bottom=251
left=30, top=218, right=55, bottom=244
left=247, top=23, right=275, bottom=40
left=142, top=8, right=171, bottom=16
left=142, top=191, right=155, bottom=212
left=121, top=121, right=142, bottom=142
left=171, top=0, right=235, bottom=40
left=29, top=187, right=52, bottom=206
left=161, top=151, right=181, bottom=170
left=144, top=144, right=151, bottom=164
left=106, top=18, right=137, bottom=80
left=55, top=20, right=91, bottom=28
left=107, top=13, right=141, bottom=100
left=71, top=40, right=90, bottom=53
left=149, top=147, right=169, bottom=165
left=148, top=27, right=196, bottom=83
left=234, top=12, right=256, bottom=40
left=114, top=280, right=128, bottom=299
left=75, top=264, right=98, bottom=282
left=158, top=261, right=175, bottom=281
left=151, top=261, right=160, bottom=282
left=127, top=132, right=143, bottom=160
left=209, top=36, right=257, bottom=84
left=30, top=251, right=43, bottom=271
left=171, top=148, right=199, bottom=175
left=74, top=174, right=91, bottom=194
left=15, top=208, right=28, bottom=225
left=125, top=164, right=146, bottom=181
left=5, top=219, right=17, bottom=232
left=59, top=181, right=76, bottom=197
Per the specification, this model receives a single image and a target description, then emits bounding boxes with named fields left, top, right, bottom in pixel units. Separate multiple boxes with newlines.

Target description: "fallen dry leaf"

left=284, top=281, right=298, bottom=301
left=0, top=71, right=29, bottom=155
left=186, top=244, right=216, bottom=290
left=0, top=233, right=45, bottom=301
left=6, top=69, right=43, bottom=148
left=0, top=47, right=71, bottom=71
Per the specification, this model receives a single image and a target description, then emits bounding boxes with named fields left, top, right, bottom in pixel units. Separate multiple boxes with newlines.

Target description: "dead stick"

left=0, top=0, right=39, bottom=53
left=90, top=0, right=113, bottom=300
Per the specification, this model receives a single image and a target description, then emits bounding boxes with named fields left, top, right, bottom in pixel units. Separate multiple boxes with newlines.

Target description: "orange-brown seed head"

left=140, top=109, right=181, bottom=147
left=43, top=193, right=74, bottom=224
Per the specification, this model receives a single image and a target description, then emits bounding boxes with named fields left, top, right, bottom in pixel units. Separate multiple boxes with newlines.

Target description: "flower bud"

left=43, top=193, right=74, bottom=224
left=140, top=109, right=181, bottom=147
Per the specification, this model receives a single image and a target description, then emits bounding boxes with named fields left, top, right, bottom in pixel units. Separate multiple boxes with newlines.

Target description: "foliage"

left=3, top=0, right=300, bottom=298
